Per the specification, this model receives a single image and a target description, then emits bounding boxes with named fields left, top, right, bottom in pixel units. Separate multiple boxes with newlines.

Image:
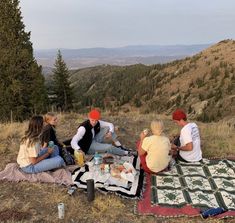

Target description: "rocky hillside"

left=69, top=40, right=235, bottom=122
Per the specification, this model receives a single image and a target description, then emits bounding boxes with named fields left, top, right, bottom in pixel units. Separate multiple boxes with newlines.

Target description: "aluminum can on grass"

left=58, top=203, right=65, bottom=219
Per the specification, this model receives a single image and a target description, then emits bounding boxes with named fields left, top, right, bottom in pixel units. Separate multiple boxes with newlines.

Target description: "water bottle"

left=201, top=207, right=227, bottom=219
left=58, top=203, right=65, bottom=219
left=48, top=141, right=54, bottom=148
left=94, top=152, right=102, bottom=165
left=93, top=152, right=102, bottom=180
left=86, top=179, right=95, bottom=202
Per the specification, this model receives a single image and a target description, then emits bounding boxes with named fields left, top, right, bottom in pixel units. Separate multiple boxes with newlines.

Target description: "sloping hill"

left=69, top=40, right=235, bottom=122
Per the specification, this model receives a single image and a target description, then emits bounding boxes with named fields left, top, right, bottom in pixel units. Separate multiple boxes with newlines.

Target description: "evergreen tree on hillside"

left=0, top=0, right=48, bottom=121
left=52, top=50, right=73, bottom=111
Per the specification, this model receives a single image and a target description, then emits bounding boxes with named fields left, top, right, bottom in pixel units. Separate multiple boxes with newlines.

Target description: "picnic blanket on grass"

left=137, top=158, right=235, bottom=218
left=72, top=155, right=144, bottom=199
left=0, top=163, right=72, bottom=186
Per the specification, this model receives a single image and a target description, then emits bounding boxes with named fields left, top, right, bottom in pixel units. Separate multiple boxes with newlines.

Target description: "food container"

left=74, top=150, right=84, bottom=166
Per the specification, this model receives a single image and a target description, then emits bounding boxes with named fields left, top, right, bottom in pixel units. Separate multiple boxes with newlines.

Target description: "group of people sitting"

left=138, top=109, right=202, bottom=174
left=17, top=108, right=202, bottom=175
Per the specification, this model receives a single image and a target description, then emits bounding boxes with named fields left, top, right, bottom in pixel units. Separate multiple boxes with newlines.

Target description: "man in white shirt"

left=171, top=109, right=202, bottom=162
left=71, top=109, right=129, bottom=156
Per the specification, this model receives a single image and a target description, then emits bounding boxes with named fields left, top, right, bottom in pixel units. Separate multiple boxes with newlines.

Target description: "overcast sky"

left=19, top=0, right=235, bottom=49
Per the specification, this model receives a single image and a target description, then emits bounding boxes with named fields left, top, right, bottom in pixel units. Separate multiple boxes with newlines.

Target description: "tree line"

left=0, top=0, right=73, bottom=122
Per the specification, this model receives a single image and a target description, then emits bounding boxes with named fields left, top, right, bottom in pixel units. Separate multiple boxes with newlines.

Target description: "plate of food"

left=103, top=155, right=114, bottom=164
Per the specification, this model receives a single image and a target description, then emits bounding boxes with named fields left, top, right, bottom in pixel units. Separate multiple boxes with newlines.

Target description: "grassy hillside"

left=69, top=40, right=235, bottom=122
left=0, top=113, right=234, bottom=222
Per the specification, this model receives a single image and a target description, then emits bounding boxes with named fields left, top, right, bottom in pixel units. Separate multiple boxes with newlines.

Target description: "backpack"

left=61, top=147, right=75, bottom=165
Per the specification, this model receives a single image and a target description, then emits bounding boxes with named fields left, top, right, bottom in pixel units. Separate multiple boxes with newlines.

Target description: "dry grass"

left=200, top=121, right=235, bottom=158
left=0, top=112, right=234, bottom=222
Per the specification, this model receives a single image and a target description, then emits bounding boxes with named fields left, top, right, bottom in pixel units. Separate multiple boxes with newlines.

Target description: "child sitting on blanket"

left=137, top=120, right=171, bottom=174
left=17, top=115, right=65, bottom=174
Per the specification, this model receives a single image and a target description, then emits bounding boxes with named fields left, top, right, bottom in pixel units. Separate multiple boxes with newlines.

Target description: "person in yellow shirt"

left=17, top=116, right=65, bottom=173
left=137, top=120, right=171, bottom=173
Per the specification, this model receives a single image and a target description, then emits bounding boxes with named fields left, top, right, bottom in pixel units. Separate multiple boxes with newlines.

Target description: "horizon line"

left=33, top=42, right=214, bottom=51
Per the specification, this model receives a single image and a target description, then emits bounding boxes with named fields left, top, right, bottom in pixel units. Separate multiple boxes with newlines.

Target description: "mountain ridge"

left=65, top=40, right=235, bottom=122
left=37, top=44, right=211, bottom=69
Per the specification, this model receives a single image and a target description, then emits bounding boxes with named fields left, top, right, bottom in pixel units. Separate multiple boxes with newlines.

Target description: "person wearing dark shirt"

left=41, top=113, right=73, bottom=154
left=71, top=109, right=129, bottom=156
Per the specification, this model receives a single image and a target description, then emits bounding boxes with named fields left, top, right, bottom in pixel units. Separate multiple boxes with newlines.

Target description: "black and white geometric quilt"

left=72, top=155, right=144, bottom=199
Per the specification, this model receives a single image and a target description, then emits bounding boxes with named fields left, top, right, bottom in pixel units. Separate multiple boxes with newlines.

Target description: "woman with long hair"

left=41, top=112, right=73, bottom=154
left=17, top=115, right=65, bottom=173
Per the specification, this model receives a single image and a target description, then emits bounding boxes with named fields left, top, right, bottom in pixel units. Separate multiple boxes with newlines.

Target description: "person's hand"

left=47, top=147, right=54, bottom=154
left=105, top=131, right=112, bottom=139
left=139, top=131, right=146, bottom=141
left=169, top=149, right=177, bottom=156
left=78, top=149, right=85, bottom=158
left=171, top=144, right=178, bottom=151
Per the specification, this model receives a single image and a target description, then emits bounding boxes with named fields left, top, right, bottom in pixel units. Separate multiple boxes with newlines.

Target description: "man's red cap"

left=88, top=109, right=101, bottom=120
left=172, top=109, right=187, bottom=121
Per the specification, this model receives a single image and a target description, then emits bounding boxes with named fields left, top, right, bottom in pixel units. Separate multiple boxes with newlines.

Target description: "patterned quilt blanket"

left=151, top=159, right=235, bottom=211
left=72, top=155, right=144, bottom=199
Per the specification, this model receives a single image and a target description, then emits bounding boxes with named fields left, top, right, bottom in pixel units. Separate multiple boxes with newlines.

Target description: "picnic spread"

left=1, top=154, right=235, bottom=220
left=0, top=154, right=145, bottom=199
left=72, top=154, right=144, bottom=199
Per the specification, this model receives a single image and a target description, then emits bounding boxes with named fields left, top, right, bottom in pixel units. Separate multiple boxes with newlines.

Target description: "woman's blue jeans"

left=21, top=145, right=65, bottom=174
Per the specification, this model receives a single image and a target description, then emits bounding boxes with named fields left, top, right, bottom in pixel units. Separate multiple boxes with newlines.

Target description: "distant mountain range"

left=65, top=40, right=235, bottom=122
left=35, top=44, right=212, bottom=72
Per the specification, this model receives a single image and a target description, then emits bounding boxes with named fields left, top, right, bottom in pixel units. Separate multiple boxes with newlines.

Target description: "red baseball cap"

left=88, top=109, right=101, bottom=120
left=172, top=109, right=187, bottom=121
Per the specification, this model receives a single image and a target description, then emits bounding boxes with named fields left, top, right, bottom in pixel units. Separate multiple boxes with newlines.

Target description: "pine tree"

left=0, top=0, right=48, bottom=121
left=52, top=50, right=73, bottom=111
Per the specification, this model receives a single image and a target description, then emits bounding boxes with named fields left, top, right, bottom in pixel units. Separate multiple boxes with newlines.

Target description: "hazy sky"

left=19, top=0, right=235, bottom=49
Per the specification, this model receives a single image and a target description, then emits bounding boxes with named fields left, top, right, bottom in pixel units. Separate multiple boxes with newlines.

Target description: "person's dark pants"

left=172, top=136, right=189, bottom=163
left=176, top=152, right=189, bottom=163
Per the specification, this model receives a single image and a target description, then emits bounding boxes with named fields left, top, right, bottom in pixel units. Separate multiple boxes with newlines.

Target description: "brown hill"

left=145, top=39, right=235, bottom=121
left=69, top=40, right=235, bottom=122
